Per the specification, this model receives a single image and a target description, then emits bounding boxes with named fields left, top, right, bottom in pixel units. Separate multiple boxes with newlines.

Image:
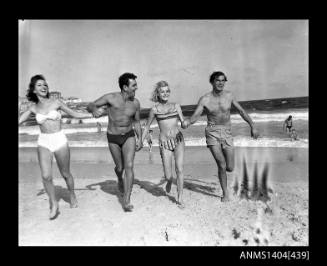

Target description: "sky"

left=19, top=20, right=308, bottom=108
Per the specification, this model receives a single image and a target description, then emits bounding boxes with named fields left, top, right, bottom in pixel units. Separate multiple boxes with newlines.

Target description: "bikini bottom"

left=37, top=130, right=68, bottom=152
left=159, top=131, right=183, bottom=151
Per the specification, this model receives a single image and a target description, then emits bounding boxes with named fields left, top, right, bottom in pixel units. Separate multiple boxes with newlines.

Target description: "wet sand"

left=19, top=146, right=308, bottom=246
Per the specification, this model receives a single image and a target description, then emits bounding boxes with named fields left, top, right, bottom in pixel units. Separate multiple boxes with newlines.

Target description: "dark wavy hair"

left=118, top=72, right=137, bottom=90
left=209, top=71, right=228, bottom=84
left=26, top=74, right=49, bottom=103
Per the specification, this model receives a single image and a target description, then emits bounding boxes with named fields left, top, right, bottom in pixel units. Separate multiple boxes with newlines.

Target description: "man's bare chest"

left=205, top=97, right=231, bottom=113
left=109, top=102, right=136, bottom=117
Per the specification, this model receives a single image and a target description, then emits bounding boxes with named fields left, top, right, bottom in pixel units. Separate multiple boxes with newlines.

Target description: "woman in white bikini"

left=19, top=75, right=93, bottom=220
left=142, top=81, right=186, bottom=208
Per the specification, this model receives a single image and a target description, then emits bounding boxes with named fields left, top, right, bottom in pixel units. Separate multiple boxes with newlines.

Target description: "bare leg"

left=108, top=143, right=124, bottom=194
left=121, top=137, right=136, bottom=211
left=208, top=145, right=230, bottom=202
left=174, top=140, right=185, bottom=208
left=54, top=144, right=78, bottom=208
left=222, top=146, right=235, bottom=172
left=37, top=146, right=59, bottom=219
left=159, top=147, right=174, bottom=193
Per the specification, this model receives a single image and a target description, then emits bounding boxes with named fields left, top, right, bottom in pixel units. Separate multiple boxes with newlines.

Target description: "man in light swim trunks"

left=87, top=73, right=143, bottom=212
left=183, top=71, right=259, bottom=202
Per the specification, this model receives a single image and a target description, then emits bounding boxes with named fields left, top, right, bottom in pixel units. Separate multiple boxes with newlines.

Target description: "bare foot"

left=177, top=201, right=185, bottom=209
left=165, top=178, right=173, bottom=193
left=221, top=195, right=230, bottom=202
left=49, top=203, right=60, bottom=220
left=70, top=193, right=78, bottom=208
left=123, top=203, right=134, bottom=212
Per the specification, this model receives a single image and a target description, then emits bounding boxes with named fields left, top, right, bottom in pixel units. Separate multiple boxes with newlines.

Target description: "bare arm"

left=232, top=99, right=255, bottom=128
left=175, top=103, right=185, bottom=123
left=133, top=99, right=143, bottom=151
left=58, top=100, right=93, bottom=119
left=87, top=94, right=109, bottom=117
left=190, top=97, right=205, bottom=124
left=182, top=96, right=205, bottom=128
left=18, top=109, right=33, bottom=125
left=141, top=108, right=156, bottom=143
left=283, top=120, right=287, bottom=131
left=232, top=97, right=259, bottom=139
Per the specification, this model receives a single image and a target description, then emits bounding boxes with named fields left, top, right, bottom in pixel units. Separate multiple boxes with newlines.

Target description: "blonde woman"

left=142, top=81, right=185, bottom=208
left=19, top=75, right=93, bottom=219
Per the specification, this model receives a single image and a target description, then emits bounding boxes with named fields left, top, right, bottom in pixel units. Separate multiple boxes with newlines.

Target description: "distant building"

left=19, top=96, right=33, bottom=113
left=50, top=91, right=62, bottom=99
left=63, top=97, right=82, bottom=104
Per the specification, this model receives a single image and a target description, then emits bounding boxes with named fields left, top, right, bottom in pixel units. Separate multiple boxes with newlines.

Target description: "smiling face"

left=212, top=75, right=227, bottom=92
left=123, top=79, right=138, bottom=100
left=33, top=79, right=49, bottom=98
left=158, top=86, right=170, bottom=102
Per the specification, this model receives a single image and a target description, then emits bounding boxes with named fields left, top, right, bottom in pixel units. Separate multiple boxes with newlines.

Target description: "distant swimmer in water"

left=142, top=81, right=186, bottom=208
left=182, top=71, right=259, bottom=202
left=290, top=128, right=298, bottom=141
left=145, top=129, right=153, bottom=153
left=18, top=75, right=93, bottom=220
left=96, top=122, right=102, bottom=133
left=283, top=115, right=293, bottom=134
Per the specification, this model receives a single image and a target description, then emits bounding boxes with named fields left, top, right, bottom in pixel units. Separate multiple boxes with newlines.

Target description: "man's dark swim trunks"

left=107, top=129, right=135, bottom=147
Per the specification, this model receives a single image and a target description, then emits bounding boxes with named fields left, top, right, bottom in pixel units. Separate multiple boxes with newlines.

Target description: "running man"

left=182, top=71, right=259, bottom=202
left=290, top=128, right=298, bottom=141
left=87, top=72, right=143, bottom=212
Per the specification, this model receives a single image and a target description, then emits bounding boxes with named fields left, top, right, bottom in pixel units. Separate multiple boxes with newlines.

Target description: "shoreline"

left=19, top=146, right=308, bottom=184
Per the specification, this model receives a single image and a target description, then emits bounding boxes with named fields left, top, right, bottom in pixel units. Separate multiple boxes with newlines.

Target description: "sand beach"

left=19, top=146, right=308, bottom=246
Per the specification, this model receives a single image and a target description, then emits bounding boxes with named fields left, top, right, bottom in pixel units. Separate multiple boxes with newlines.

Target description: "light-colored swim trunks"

left=205, top=124, right=233, bottom=148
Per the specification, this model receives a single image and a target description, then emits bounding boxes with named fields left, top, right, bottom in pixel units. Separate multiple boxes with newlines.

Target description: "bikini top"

left=35, top=110, right=62, bottom=124
left=155, top=103, right=179, bottom=121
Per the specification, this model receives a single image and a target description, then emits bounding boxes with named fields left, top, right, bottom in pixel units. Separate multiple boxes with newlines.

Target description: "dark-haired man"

left=283, top=115, right=293, bottom=134
left=87, top=72, right=143, bottom=212
left=182, top=71, right=259, bottom=202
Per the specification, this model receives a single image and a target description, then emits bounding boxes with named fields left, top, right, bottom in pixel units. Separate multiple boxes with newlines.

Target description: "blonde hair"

left=150, top=80, right=169, bottom=102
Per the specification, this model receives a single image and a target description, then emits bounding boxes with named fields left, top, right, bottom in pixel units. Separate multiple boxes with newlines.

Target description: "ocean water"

left=19, top=108, right=308, bottom=148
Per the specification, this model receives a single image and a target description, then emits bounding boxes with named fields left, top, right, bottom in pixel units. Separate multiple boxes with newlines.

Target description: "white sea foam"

left=19, top=136, right=308, bottom=148
left=18, top=111, right=308, bottom=136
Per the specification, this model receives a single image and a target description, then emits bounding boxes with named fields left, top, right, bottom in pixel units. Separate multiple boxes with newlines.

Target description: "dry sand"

left=19, top=147, right=308, bottom=246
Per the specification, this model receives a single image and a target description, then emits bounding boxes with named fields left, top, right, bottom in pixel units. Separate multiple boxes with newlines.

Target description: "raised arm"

left=141, top=107, right=156, bottom=143
left=57, top=100, right=93, bottom=119
left=232, top=96, right=259, bottom=139
left=87, top=94, right=109, bottom=117
left=18, top=108, right=33, bottom=126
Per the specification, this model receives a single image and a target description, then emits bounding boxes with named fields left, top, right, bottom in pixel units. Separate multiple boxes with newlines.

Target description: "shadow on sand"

left=135, top=176, right=220, bottom=200
left=37, top=186, right=90, bottom=205
left=133, top=178, right=178, bottom=204
left=85, top=180, right=125, bottom=209
left=183, top=177, right=220, bottom=199
left=36, top=176, right=221, bottom=208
